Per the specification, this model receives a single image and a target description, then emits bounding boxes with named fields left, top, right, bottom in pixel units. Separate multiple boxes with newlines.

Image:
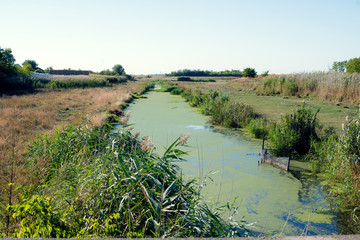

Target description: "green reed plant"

left=6, top=122, right=248, bottom=238
left=308, top=116, right=360, bottom=225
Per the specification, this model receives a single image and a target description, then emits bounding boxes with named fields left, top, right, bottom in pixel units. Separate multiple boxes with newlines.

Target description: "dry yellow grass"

left=0, top=81, right=147, bottom=224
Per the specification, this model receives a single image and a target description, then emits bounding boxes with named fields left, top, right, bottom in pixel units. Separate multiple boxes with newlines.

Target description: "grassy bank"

left=0, top=81, right=150, bottom=234
left=3, top=122, right=246, bottom=237
left=170, top=74, right=358, bottom=133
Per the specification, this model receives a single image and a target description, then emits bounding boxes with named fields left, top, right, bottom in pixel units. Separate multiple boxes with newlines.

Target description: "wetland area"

left=122, top=90, right=339, bottom=236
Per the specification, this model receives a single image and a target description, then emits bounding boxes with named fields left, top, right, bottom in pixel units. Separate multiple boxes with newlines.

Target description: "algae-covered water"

left=120, top=91, right=338, bottom=236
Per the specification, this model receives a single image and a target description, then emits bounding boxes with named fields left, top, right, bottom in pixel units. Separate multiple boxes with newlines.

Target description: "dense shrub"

left=249, top=118, right=271, bottom=139
left=268, top=106, right=319, bottom=157
left=170, top=87, right=183, bottom=95
left=242, top=68, right=257, bottom=78
left=178, top=76, right=192, bottom=81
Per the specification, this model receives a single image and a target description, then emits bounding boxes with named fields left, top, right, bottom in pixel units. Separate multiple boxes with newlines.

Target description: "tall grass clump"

left=308, top=116, right=360, bottom=230
left=255, top=72, right=360, bottom=105
left=4, top=122, right=248, bottom=238
left=181, top=90, right=256, bottom=128
left=31, top=75, right=129, bottom=89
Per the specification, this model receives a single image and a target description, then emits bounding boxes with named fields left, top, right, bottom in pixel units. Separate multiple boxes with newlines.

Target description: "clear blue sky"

left=1, top=0, right=359, bottom=74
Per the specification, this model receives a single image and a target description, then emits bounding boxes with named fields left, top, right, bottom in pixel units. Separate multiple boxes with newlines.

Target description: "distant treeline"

left=166, top=69, right=243, bottom=77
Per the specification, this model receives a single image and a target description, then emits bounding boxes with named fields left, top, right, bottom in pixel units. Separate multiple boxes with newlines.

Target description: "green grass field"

left=231, top=92, right=358, bottom=132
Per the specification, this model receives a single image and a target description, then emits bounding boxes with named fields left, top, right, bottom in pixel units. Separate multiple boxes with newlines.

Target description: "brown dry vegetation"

left=0, top=81, right=147, bottom=225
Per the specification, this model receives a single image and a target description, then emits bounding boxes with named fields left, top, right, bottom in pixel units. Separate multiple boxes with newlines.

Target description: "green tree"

left=22, top=60, right=39, bottom=72
left=346, top=57, right=360, bottom=73
left=112, top=64, right=125, bottom=75
left=242, top=68, right=257, bottom=78
left=261, top=70, right=269, bottom=77
left=332, top=60, right=347, bottom=72
left=0, top=47, right=15, bottom=65
left=0, top=47, right=17, bottom=80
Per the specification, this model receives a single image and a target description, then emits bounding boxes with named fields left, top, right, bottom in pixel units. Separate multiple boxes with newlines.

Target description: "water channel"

left=120, top=90, right=338, bottom=236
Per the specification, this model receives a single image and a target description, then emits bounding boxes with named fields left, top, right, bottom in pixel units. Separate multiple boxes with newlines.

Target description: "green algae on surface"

left=119, top=91, right=339, bottom=236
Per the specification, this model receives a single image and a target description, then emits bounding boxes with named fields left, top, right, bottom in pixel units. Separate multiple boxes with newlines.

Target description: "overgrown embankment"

left=0, top=81, right=151, bottom=235
left=4, top=123, right=246, bottom=238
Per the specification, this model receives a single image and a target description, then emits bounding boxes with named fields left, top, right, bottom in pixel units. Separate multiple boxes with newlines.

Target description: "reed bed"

left=32, top=74, right=129, bottom=89
left=254, top=72, right=360, bottom=105
left=3, top=123, right=246, bottom=237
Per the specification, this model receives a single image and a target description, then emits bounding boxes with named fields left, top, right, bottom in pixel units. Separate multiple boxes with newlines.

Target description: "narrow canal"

left=120, top=90, right=338, bottom=236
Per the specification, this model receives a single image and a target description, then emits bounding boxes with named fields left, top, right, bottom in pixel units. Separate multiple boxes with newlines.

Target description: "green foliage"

left=332, top=60, right=348, bottom=73
left=178, top=76, right=192, bottom=81
left=170, top=87, right=183, bottom=95
left=0, top=47, right=17, bottom=81
left=268, top=106, right=319, bottom=156
left=5, top=122, right=247, bottom=237
left=167, top=69, right=242, bottom=77
left=0, top=47, right=15, bottom=65
left=253, top=72, right=360, bottom=105
left=0, top=46, right=35, bottom=92
left=99, top=64, right=126, bottom=76
left=31, top=76, right=128, bottom=89
left=249, top=118, right=271, bottom=139
left=261, top=70, right=269, bottom=77
left=346, top=57, right=360, bottom=73
left=181, top=90, right=256, bottom=128
left=112, top=64, right=125, bottom=75
left=242, top=68, right=257, bottom=78
left=177, top=77, right=216, bottom=82
left=8, top=195, right=70, bottom=238
left=255, top=76, right=299, bottom=96
left=332, top=57, right=360, bottom=73
left=22, top=60, right=39, bottom=72
left=308, top=116, right=360, bottom=220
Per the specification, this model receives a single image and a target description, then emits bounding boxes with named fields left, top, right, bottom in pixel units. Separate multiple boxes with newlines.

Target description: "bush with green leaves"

left=268, top=106, right=319, bottom=157
left=242, top=68, right=257, bottom=78
left=182, top=90, right=256, bottom=128
left=249, top=118, right=271, bottom=139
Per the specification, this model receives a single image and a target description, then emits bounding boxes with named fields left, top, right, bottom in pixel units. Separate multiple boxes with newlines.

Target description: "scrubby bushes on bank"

left=268, top=106, right=320, bottom=157
left=181, top=90, right=256, bottom=128
left=308, top=116, right=360, bottom=224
